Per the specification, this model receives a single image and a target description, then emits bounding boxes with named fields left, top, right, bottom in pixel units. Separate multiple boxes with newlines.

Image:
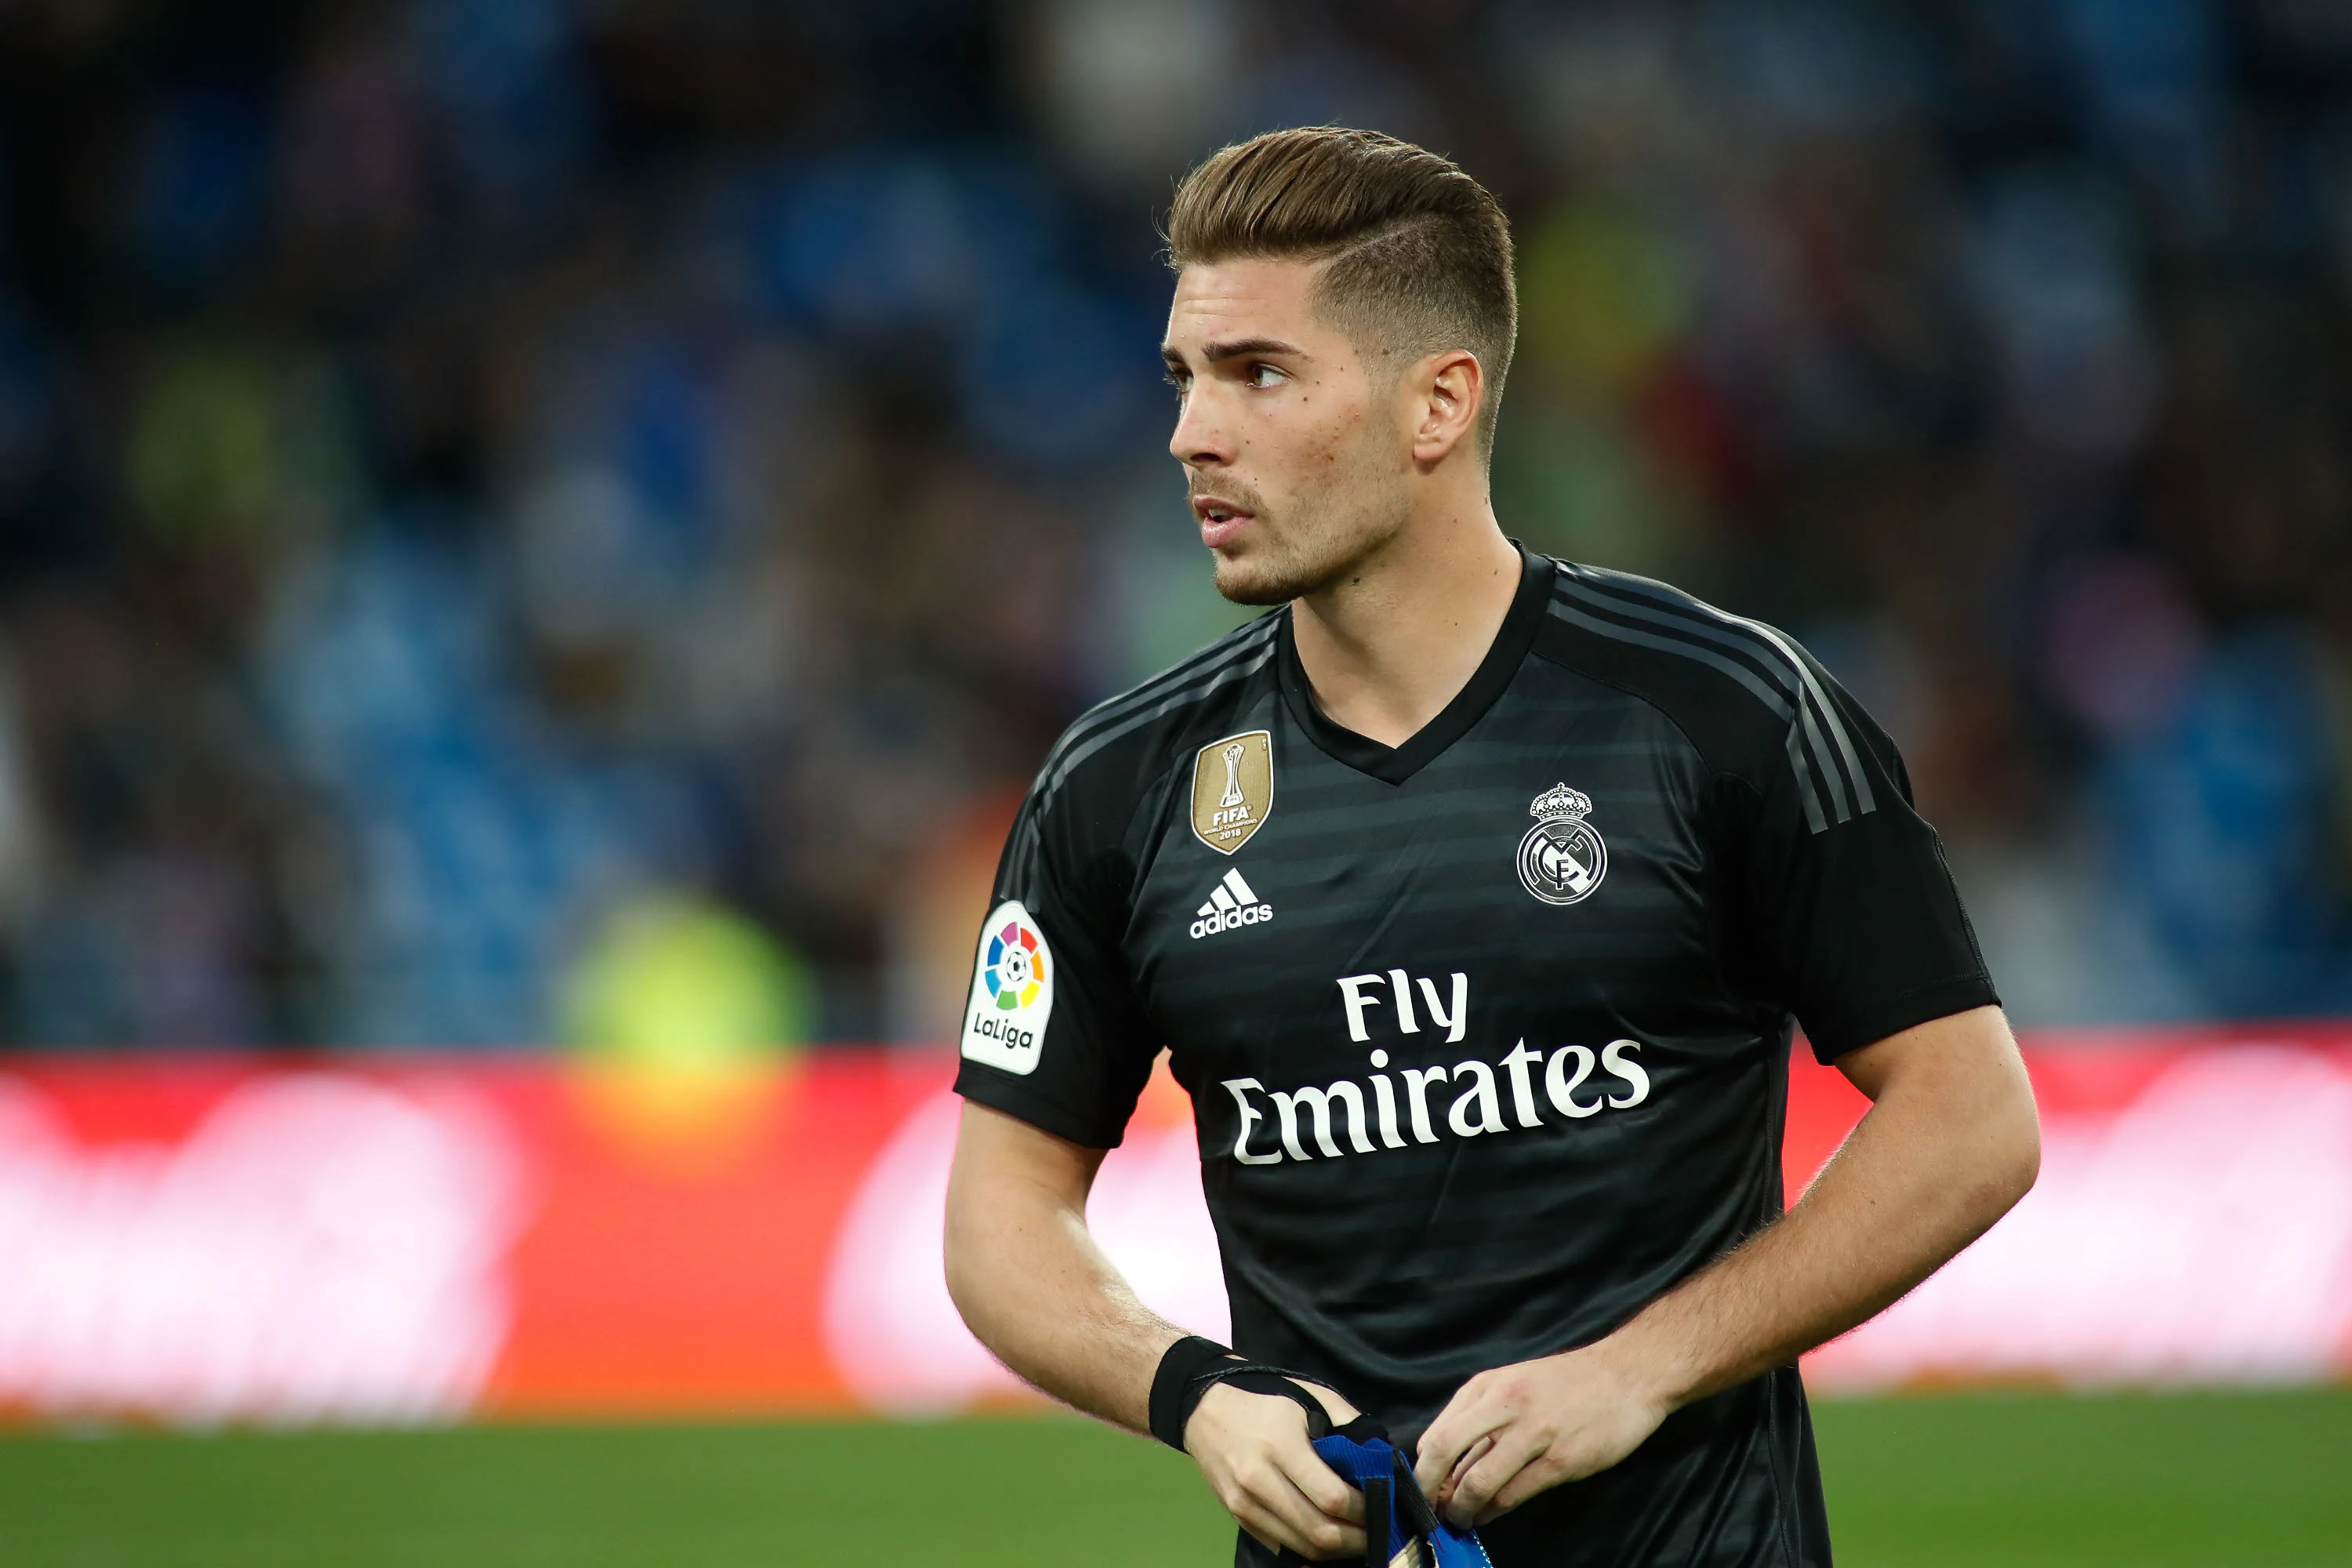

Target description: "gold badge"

left=1190, top=730, right=1275, bottom=855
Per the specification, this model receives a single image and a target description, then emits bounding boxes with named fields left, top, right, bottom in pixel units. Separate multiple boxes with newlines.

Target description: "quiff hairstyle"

left=1166, top=126, right=1517, bottom=456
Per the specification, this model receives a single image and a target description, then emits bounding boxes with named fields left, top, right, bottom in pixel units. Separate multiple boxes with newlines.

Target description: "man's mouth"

left=1192, top=494, right=1256, bottom=547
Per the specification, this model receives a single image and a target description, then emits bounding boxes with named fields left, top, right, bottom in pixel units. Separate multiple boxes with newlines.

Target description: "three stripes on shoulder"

left=1548, top=564, right=1878, bottom=835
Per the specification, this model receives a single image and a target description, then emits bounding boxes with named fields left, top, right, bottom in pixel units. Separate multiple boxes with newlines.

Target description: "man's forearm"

left=946, top=1105, right=1374, bottom=1560
left=1606, top=1007, right=2041, bottom=1408
left=943, top=1105, right=1184, bottom=1432
left=1415, top=1008, right=2041, bottom=1525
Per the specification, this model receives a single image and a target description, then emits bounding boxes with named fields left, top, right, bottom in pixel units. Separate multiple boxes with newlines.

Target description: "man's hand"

left=1412, top=1340, right=1669, bottom=1527
left=1185, top=1381, right=1367, bottom=1560
left=1414, top=1006, right=2039, bottom=1530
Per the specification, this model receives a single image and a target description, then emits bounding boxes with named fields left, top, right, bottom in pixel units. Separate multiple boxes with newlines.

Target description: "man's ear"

left=1408, top=350, right=1483, bottom=467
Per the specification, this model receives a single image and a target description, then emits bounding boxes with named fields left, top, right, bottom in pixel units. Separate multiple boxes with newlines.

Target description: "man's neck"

left=1290, top=505, right=1523, bottom=750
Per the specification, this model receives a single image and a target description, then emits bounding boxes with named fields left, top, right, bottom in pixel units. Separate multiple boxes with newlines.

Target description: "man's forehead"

left=1163, top=257, right=1330, bottom=354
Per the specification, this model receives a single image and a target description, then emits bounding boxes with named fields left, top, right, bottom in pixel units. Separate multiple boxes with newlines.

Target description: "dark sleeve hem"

left=1804, top=974, right=2002, bottom=1063
left=953, top=1068, right=1128, bottom=1150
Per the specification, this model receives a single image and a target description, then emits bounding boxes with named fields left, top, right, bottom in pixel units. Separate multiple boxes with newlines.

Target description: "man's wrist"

left=1148, top=1334, right=1241, bottom=1450
left=1582, top=1320, right=1694, bottom=1415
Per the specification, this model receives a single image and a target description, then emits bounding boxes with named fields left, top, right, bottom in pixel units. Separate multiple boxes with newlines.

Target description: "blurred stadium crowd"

left=1, top=0, right=2350, bottom=1051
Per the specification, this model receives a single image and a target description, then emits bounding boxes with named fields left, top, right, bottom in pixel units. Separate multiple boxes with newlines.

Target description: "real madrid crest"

left=1518, top=782, right=1607, bottom=906
left=1191, top=730, right=1274, bottom=854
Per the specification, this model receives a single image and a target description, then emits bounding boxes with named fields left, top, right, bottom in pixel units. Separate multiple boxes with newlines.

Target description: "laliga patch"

left=1190, top=729, right=1274, bottom=855
left=960, top=900, right=1054, bottom=1076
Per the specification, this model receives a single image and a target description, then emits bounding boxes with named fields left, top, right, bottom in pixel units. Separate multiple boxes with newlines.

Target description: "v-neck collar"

left=1276, top=543, right=1552, bottom=786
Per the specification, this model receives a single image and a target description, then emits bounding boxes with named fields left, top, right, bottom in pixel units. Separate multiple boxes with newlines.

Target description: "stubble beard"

left=1207, top=429, right=1414, bottom=608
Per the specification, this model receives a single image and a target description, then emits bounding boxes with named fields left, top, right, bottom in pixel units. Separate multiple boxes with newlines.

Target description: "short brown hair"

left=1166, top=126, right=1517, bottom=454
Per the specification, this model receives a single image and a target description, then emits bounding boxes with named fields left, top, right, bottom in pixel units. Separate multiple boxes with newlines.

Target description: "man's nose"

left=1169, top=387, right=1231, bottom=467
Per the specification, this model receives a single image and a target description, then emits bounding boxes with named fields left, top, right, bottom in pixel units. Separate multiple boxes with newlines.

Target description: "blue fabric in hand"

left=1308, top=1427, right=1493, bottom=1568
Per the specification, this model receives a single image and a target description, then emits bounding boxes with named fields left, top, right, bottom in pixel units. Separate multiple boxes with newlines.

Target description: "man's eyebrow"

left=1161, top=336, right=1308, bottom=366
left=1202, top=336, right=1306, bottom=362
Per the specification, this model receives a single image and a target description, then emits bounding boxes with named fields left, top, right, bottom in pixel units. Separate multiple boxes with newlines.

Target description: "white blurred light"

left=1813, top=1045, right=2352, bottom=1388
left=1029, top=0, right=1237, bottom=189
left=823, top=1090, right=1228, bottom=1414
left=0, top=1073, right=523, bottom=1426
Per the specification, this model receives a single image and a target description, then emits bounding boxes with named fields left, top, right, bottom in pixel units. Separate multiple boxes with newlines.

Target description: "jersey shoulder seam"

left=1003, top=614, right=1282, bottom=897
left=1538, top=561, right=1878, bottom=834
left=1031, top=612, right=1282, bottom=811
left=1527, top=622, right=1733, bottom=791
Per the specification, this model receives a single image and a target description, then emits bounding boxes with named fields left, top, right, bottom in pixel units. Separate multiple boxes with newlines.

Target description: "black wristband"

left=1148, top=1335, right=1239, bottom=1450
left=1149, top=1338, right=1374, bottom=1456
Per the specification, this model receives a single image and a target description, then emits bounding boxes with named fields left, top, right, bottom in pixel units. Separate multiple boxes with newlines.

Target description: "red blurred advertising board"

left=2, top=1028, right=2349, bottom=1428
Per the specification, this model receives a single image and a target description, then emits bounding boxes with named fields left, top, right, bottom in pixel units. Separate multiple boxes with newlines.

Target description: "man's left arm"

left=1414, top=1003, right=2039, bottom=1526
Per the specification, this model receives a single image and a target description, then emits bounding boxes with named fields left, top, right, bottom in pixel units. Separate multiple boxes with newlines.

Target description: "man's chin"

left=1212, top=568, right=1294, bottom=608
left=1211, top=546, right=1325, bottom=608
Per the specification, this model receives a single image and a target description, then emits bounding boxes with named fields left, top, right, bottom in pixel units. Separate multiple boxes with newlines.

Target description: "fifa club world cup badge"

left=1191, top=730, right=1274, bottom=854
left=1517, top=782, right=1608, bottom=906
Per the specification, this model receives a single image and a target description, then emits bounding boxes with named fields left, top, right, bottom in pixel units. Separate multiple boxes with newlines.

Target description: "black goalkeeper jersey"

left=953, top=546, right=1997, bottom=1568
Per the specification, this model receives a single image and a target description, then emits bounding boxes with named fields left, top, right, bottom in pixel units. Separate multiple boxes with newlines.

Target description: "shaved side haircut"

left=1166, top=126, right=1518, bottom=455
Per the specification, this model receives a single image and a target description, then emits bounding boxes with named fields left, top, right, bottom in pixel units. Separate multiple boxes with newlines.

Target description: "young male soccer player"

left=943, top=126, right=2041, bottom=1566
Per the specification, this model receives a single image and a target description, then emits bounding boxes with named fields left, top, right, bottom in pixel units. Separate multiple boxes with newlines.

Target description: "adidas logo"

left=1189, top=867, right=1273, bottom=940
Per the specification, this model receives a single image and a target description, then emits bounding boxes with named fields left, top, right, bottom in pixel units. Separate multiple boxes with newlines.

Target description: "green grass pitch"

left=2, top=1389, right=2345, bottom=1566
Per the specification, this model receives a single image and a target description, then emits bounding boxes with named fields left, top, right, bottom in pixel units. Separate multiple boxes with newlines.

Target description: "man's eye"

left=1163, top=372, right=1189, bottom=399
left=1246, top=363, right=1284, bottom=388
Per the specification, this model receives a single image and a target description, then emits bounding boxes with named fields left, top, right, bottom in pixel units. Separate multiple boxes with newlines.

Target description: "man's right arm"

left=943, top=1099, right=1175, bottom=1428
left=943, top=1099, right=1367, bottom=1559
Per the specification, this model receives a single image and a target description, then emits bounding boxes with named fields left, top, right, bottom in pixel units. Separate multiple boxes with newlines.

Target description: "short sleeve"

left=1735, top=655, right=1999, bottom=1062
left=951, top=779, right=1157, bottom=1148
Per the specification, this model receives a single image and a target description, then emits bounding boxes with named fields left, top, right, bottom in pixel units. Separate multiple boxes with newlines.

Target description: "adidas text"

left=1190, top=867, right=1272, bottom=940
left=1192, top=904, right=1272, bottom=938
